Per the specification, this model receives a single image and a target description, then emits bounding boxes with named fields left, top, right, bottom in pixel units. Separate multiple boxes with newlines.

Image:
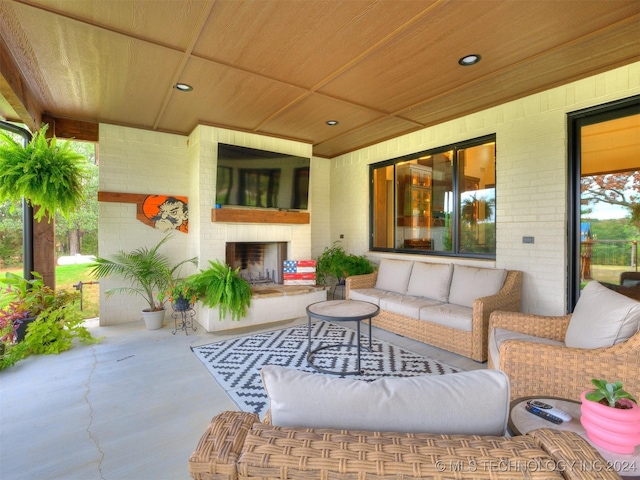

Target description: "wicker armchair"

left=488, top=310, right=640, bottom=402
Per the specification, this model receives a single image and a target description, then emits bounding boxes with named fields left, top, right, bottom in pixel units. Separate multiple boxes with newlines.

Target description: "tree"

left=0, top=200, right=23, bottom=268
left=54, top=142, right=98, bottom=256
left=581, top=171, right=640, bottom=231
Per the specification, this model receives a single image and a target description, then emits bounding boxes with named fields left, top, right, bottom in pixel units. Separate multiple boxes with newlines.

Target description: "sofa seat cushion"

left=374, top=258, right=414, bottom=294
left=406, top=262, right=453, bottom=302
left=379, top=295, right=443, bottom=319
left=565, top=280, right=640, bottom=348
left=348, top=288, right=398, bottom=305
left=261, top=365, right=510, bottom=435
left=420, top=303, right=473, bottom=331
left=448, top=265, right=507, bottom=308
left=489, top=328, right=565, bottom=368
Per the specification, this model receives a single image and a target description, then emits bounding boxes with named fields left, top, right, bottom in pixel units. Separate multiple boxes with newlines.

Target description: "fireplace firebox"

left=225, top=242, right=287, bottom=285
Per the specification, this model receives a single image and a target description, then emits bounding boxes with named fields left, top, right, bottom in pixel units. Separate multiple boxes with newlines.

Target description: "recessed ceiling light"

left=174, top=83, right=193, bottom=92
left=458, top=54, right=481, bottom=66
left=326, top=120, right=339, bottom=126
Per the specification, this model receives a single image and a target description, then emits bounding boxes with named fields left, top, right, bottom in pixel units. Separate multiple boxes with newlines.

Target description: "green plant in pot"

left=188, top=260, right=251, bottom=321
left=90, top=235, right=198, bottom=329
left=0, top=272, right=100, bottom=370
left=315, top=242, right=375, bottom=286
left=161, top=278, right=199, bottom=312
left=0, top=124, right=89, bottom=222
left=580, top=378, right=640, bottom=454
left=1, top=272, right=60, bottom=342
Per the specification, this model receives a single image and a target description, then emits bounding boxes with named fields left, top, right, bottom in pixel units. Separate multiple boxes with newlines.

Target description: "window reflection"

left=370, top=136, right=496, bottom=257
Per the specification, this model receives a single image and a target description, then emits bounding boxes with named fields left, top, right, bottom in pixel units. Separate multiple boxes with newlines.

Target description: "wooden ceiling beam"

left=42, top=115, right=99, bottom=142
left=0, top=33, right=41, bottom=131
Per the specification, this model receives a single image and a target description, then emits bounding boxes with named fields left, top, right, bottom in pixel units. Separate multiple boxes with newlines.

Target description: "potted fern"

left=0, top=125, right=89, bottom=222
left=581, top=378, right=640, bottom=454
left=315, top=242, right=375, bottom=286
left=90, top=235, right=198, bottom=329
left=188, top=260, right=251, bottom=321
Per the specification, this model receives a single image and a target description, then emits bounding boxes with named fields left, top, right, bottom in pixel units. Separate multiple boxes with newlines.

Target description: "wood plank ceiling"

left=0, top=0, right=639, bottom=158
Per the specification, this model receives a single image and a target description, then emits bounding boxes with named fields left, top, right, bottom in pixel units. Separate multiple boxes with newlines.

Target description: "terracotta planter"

left=580, top=390, right=640, bottom=454
left=141, top=309, right=165, bottom=330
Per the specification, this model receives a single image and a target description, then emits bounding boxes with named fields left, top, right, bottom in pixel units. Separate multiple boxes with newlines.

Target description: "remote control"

left=525, top=404, right=563, bottom=424
left=526, top=400, right=572, bottom=421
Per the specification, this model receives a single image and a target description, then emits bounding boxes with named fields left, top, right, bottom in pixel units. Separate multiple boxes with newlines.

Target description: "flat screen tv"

left=216, top=144, right=310, bottom=210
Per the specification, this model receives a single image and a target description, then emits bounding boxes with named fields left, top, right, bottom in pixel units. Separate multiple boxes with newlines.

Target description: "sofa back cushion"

left=448, top=265, right=507, bottom=308
left=374, top=259, right=413, bottom=294
left=406, top=262, right=453, bottom=302
left=565, top=280, right=640, bottom=348
left=261, top=365, right=510, bottom=435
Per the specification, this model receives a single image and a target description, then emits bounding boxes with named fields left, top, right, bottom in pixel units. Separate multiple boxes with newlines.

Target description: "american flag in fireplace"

left=283, top=260, right=316, bottom=285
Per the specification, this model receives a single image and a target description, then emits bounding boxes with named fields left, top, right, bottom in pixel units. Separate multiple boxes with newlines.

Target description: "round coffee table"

left=306, top=300, right=380, bottom=375
left=509, top=396, right=639, bottom=478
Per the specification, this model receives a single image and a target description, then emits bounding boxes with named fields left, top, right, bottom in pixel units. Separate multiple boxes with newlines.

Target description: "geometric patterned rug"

left=191, top=320, right=459, bottom=418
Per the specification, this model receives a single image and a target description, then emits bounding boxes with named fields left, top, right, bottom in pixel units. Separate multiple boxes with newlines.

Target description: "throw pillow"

left=261, top=365, right=510, bottom=435
left=406, top=262, right=453, bottom=302
left=565, top=281, right=640, bottom=348
left=374, top=258, right=414, bottom=294
left=448, top=265, right=507, bottom=308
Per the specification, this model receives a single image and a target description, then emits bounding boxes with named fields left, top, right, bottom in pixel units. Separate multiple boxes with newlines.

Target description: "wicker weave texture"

left=235, top=422, right=605, bottom=480
left=189, top=411, right=259, bottom=480
left=489, top=310, right=640, bottom=402
left=345, top=271, right=377, bottom=298
left=346, top=269, right=523, bottom=362
left=527, top=429, right=622, bottom=480
left=191, top=412, right=621, bottom=480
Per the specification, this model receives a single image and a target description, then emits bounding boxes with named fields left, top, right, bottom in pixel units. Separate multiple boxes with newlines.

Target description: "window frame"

left=369, top=134, right=496, bottom=259
left=567, top=95, right=640, bottom=311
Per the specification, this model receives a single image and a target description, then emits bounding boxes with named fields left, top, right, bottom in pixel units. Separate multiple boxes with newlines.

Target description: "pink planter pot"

left=580, top=390, right=640, bottom=454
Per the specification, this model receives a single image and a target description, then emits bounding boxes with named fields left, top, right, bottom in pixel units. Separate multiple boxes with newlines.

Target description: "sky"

left=587, top=201, right=629, bottom=220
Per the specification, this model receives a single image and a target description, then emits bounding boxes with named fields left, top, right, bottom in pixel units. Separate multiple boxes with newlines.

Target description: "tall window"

left=568, top=96, right=640, bottom=309
left=370, top=135, right=496, bottom=258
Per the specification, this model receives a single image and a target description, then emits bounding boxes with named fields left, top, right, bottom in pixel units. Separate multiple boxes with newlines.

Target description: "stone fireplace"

left=225, top=242, right=288, bottom=285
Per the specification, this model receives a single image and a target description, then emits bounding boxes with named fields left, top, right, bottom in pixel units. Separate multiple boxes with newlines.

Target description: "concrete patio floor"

left=0, top=315, right=483, bottom=480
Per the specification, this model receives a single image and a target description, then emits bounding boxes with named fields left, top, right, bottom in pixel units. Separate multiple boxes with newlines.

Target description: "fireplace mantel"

left=211, top=208, right=309, bottom=224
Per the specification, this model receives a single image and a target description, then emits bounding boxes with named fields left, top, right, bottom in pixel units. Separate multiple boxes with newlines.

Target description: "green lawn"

left=0, top=264, right=99, bottom=319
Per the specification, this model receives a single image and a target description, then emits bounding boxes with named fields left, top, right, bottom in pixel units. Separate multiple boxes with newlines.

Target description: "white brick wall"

left=98, top=124, right=326, bottom=327
left=97, top=125, right=196, bottom=325
left=330, top=62, right=640, bottom=315
left=98, top=63, right=640, bottom=323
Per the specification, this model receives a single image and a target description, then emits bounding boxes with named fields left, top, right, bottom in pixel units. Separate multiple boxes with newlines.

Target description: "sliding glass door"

left=568, top=96, right=640, bottom=309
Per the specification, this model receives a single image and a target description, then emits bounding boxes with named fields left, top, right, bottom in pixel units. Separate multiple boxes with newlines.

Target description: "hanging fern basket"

left=0, top=125, right=88, bottom=221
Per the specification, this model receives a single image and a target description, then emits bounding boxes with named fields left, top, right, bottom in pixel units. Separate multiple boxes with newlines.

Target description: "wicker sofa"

left=345, top=259, right=523, bottom=362
left=189, top=410, right=619, bottom=480
left=190, top=366, right=621, bottom=479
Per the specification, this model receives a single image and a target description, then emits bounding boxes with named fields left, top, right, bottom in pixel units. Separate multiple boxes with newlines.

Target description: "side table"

left=509, top=396, right=639, bottom=478
left=306, top=300, right=379, bottom=375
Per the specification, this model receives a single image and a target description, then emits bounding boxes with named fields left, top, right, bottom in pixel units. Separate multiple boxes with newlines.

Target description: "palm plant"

left=90, top=235, right=197, bottom=312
